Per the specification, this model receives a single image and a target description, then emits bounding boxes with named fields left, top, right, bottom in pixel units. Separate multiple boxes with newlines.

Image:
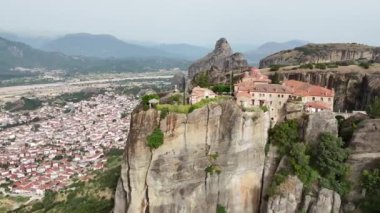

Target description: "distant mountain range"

left=156, top=43, right=209, bottom=61
left=0, top=37, right=191, bottom=80
left=245, top=40, right=309, bottom=64
left=42, top=33, right=169, bottom=59
left=0, top=32, right=211, bottom=61
left=0, top=32, right=313, bottom=80
left=0, top=32, right=52, bottom=49
left=0, top=32, right=309, bottom=64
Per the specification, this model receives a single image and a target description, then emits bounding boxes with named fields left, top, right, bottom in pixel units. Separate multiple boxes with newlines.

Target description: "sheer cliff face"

left=346, top=119, right=380, bottom=203
left=259, top=44, right=380, bottom=68
left=188, top=38, right=248, bottom=80
left=114, top=101, right=270, bottom=213
left=272, top=70, right=380, bottom=111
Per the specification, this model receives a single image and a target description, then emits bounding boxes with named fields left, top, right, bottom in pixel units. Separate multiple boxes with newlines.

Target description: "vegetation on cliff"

left=205, top=152, right=221, bottom=175
left=192, top=71, right=232, bottom=94
left=367, top=96, right=380, bottom=118
left=360, top=165, right=380, bottom=212
left=141, top=94, right=160, bottom=110
left=147, top=128, right=164, bottom=149
left=310, top=133, right=350, bottom=195
left=268, top=120, right=350, bottom=196
left=156, top=96, right=229, bottom=115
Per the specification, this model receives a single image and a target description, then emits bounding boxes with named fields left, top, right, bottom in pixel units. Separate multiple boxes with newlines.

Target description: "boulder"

left=304, top=111, right=338, bottom=144
left=266, top=176, right=303, bottom=213
left=309, top=188, right=341, bottom=213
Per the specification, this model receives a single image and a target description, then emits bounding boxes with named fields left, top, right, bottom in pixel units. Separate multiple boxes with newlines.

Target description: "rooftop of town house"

left=236, top=81, right=293, bottom=94
left=283, top=80, right=335, bottom=97
left=305, top=101, right=332, bottom=110
left=235, top=91, right=252, bottom=99
left=0, top=93, right=138, bottom=196
left=190, top=86, right=216, bottom=97
left=239, top=67, right=272, bottom=83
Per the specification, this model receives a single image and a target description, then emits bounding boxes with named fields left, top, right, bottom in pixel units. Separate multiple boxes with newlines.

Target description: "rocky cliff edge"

left=114, top=100, right=270, bottom=212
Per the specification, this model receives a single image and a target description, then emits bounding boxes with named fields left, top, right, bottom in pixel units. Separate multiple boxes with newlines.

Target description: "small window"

left=278, top=94, right=280, bottom=98
left=281, top=94, right=284, bottom=98
left=269, top=94, right=272, bottom=97
left=321, top=97, right=324, bottom=101
left=279, top=101, right=282, bottom=105
left=312, top=97, right=315, bottom=101
left=328, top=98, right=331, bottom=101
left=270, top=101, right=272, bottom=105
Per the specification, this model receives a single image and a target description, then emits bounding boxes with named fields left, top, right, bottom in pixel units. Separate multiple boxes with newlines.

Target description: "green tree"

left=147, top=128, right=164, bottom=149
left=360, top=167, right=380, bottom=212
left=195, top=72, right=210, bottom=88
left=367, top=96, right=380, bottom=118
left=169, top=94, right=182, bottom=104
left=269, top=120, right=299, bottom=155
left=141, top=94, right=160, bottom=110
left=288, top=143, right=318, bottom=187
left=271, top=72, right=281, bottom=84
left=212, top=84, right=230, bottom=93
left=42, top=189, right=57, bottom=210
left=216, top=204, right=227, bottom=213
left=311, top=133, right=350, bottom=195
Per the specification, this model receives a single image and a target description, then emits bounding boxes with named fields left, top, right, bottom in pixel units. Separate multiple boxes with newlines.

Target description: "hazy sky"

left=1, top=0, right=379, bottom=46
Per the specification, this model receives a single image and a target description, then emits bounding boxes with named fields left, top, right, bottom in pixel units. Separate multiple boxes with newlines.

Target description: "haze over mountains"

left=244, top=40, right=309, bottom=64
left=0, top=32, right=309, bottom=63
left=0, top=32, right=211, bottom=61
left=0, top=36, right=191, bottom=79
left=42, top=33, right=211, bottom=60
left=0, top=31, right=318, bottom=80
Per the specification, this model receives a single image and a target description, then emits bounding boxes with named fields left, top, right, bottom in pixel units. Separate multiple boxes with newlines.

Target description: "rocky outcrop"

left=265, top=174, right=342, bottom=213
left=188, top=38, right=248, bottom=82
left=114, top=100, right=270, bottom=212
left=346, top=119, right=380, bottom=204
left=266, top=176, right=303, bottom=213
left=170, top=71, right=186, bottom=91
left=269, top=69, right=380, bottom=111
left=304, top=111, right=338, bottom=144
left=260, top=145, right=280, bottom=213
left=309, top=188, right=341, bottom=213
left=285, top=101, right=304, bottom=120
left=259, top=43, right=380, bottom=68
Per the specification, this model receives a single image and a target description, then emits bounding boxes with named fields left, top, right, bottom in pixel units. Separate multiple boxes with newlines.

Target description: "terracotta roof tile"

left=283, top=80, right=334, bottom=97
left=305, top=101, right=331, bottom=109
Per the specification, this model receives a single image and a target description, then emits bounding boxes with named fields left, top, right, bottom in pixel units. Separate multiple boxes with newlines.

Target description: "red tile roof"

left=305, top=101, right=331, bottom=110
left=283, top=80, right=334, bottom=97
left=252, top=84, right=293, bottom=94
left=235, top=81, right=292, bottom=94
